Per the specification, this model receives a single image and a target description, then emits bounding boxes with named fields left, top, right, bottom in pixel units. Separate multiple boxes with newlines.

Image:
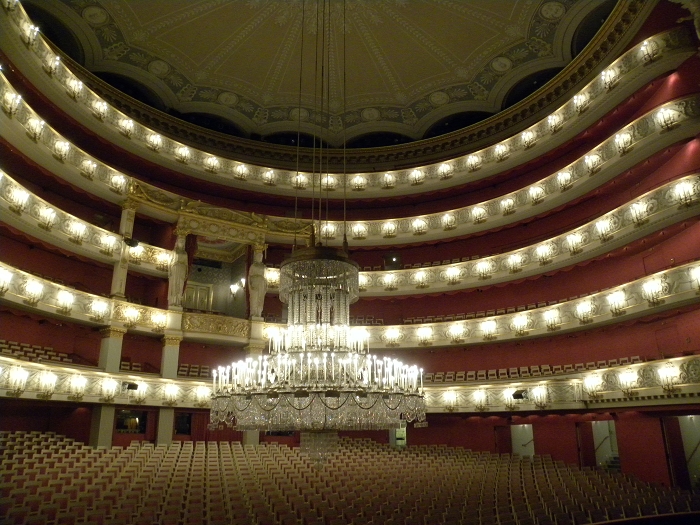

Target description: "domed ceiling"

left=26, top=0, right=615, bottom=146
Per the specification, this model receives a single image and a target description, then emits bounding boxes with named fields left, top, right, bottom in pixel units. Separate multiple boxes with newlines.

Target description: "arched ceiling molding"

left=22, top=0, right=609, bottom=146
left=0, top=0, right=663, bottom=175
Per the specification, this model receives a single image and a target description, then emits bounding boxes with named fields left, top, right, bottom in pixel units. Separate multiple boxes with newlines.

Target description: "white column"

left=89, top=405, right=115, bottom=448
left=161, top=335, right=182, bottom=379
left=98, top=327, right=126, bottom=374
left=110, top=201, right=137, bottom=299
left=156, top=408, right=175, bottom=446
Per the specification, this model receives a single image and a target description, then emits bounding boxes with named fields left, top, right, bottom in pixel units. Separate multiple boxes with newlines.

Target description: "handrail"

left=595, top=435, right=611, bottom=453
left=685, top=436, right=700, bottom=463
left=522, top=439, right=534, bottom=448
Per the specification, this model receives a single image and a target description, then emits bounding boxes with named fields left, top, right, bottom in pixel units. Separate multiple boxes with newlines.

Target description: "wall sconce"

left=129, top=244, right=144, bottom=263
left=583, top=374, right=604, bottom=398
left=655, top=107, right=678, bottom=131
left=416, top=326, right=433, bottom=346
left=529, top=185, right=545, bottom=204
left=584, top=154, right=602, bottom=174
left=535, top=243, right=554, bottom=264
left=409, top=169, right=425, bottom=185
left=642, top=277, right=666, bottom=305
left=607, top=290, right=626, bottom=316
left=265, top=268, right=281, bottom=288
left=494, top=143, right=509, bottom=161
left=321, top=223, right=336, bottom=239
left=412, top=270, right=429, bottom=289
left=90, top=99, right=108, bottom=120
left=630, top=201, right=648, bottom=225
left=690, top=266, right=700, bottom=293
left=565, top=232, right=584, bottom=255
left=146, top=133, right=163, bottom=151
left=547, top=114, right=562, bottom=133
left=466, top=154, right=482, bottom=172
left=573, top=93, right=589, bottom=113
left=575, top=300, right=595, bottom=323
left=66, top=78, right=83, bottom=99
left=26, top=118, right=45, bottom=141
left=109, top=173, right=128, bottom=194
left=23, top=279, right=44, bottom=306
left=194, top=385, right=211, bottom=407
left=383, top=273, right=398, bottom=291
left=67, top=221, right=87, bottom=244
left=8, top=366, right=29, bottom=396
left=531, top=385, right=548, bottom=409
left=20, top=22, right=39, bottom=45
left=90, top=300, right=110, bottom=321
left=99, top=234, right=117, bottom=256
left=506, top=253, right=524, bottom=273
left=122, top=306, right=141, bottom=328
left=117, top=118, right=134, bottom=137
left=2, top=0, right=19, bottom=10
left=358, top=273, right=370, bottom=292
left=68, top=374, right=87, bottom=400
left=640, top=39, right=660, bottom=63
left=557, top=171, right=573, bottom=191
left=53, top=140, right=70, bottom=161
left=8, top=186, right=29, bottom=214
left=383, top=327, right=402, bottom=346
left=292, top=173, right=308, bottom=189
left=595, top=218, right=613, bottom=241
left=614, top=132, right=633, bottom=154
left=673, top=180, right=696, bottom=206
left=443, top=390, right=458, bottom=412
left=481, top=319, right=497, bottom=340
left=503, top=388, right=517, bottom=410
left=381, top=173, right=396, bottom=189
left=131, top=382, right=148, bottom=404
left=441, top=213, right=456, bottom=230
left=224, top=163, right=246, bottom=181
left=321, top=175, right=337, bottom=190
left=602, top=68, right=618, bottom=90
left=80, top=159, right=97, bottom=179
left=500, top=197, right=515, bottom=215
left=618, top=369, right=638, bottom=397
left=101, top=377, right=118, bottom=402
left=658, top=363, right=680, bottom=393
left=2, top=91, right=22, bottom=116
left=151, top=312, right=167, bottom=332
left=155, top=252, right=172, bottom=271
left=438, top=163, right=453, bottom=179
left=471, top=206, right=487, bottom=224
left=381, top=221, right=397, bottom=238
left=174, top=146, right=191, bottom=163
left=445, top=266, right=462, bottom=285
left=351, top=223, right=368, bottom=239
left=447, top=323, right=467, bottom=343
left=0, top=268, right=13, bottom=296
left=351, top=175, right=367, bottom=190
left=37, top=370, right=57, bottom=399
left=203, top=156, right=220, bottom=173
left=56, top=289, right=74, bottom=314
left=474, top=260, right=495, bottom=280
left=411, top=218, right=428, bottom=235
left=544, top=308, right=561, bottom=331
left=229, top=277, right=246, bottom=297
left=521, top=130, right=536, bottom=149
left=473, top=390, right=488, bottom=411
left=261, top=169, right=276, bottom=185
left=511, top=314, right=530, bottom=336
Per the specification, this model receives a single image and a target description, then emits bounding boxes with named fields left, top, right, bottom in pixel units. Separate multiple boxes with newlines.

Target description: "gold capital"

left=162, top=335, right=183, bottom=346
left=99, top=326, right=127, bottom=339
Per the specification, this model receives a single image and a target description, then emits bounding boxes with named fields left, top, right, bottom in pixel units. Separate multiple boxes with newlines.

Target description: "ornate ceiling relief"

left=40, top=0, right=595, bottom=144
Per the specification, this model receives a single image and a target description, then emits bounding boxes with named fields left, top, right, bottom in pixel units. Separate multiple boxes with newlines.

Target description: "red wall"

left=121, top=333, right=164, bottom=373
left=530, top=415, right=580, bottom=466
left=178, top=341, right=246, bottom=370
left=0, top=398, right=92, bottom=444
left=407, top=415, right=509, bottom=452
left=615, top=412, right=671, bottom=486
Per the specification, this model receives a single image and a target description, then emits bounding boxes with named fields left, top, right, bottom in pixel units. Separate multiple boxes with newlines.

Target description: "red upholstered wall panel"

left=616, top=412, right=671, bottom=486
left=121, top=333, right=164, bottom=373
left=532, top=415, right=580, bottom=466
left=407, top=415, right=508, bottom=452
left=0, top=399, right=92, bottom=444
left=178, top=341, right=246, bottom=370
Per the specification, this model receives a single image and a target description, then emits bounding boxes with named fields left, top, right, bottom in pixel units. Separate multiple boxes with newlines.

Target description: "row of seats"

left=0, top=340, right=72, bottom=364
left=1, top=430, right=699, bottom=525
left=177, top=364, right=211, bottom=379
left=425, top=357, right=643, bottom=383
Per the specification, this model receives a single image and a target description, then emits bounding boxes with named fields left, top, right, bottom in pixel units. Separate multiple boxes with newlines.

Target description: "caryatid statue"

left=248, top=248, right=267, bottom=319
left=168, top=236, right=188, bottom=308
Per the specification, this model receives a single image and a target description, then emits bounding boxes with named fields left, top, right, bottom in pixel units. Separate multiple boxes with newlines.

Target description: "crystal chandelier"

left=210, top=0, right=425, bottom=438
left=210, top=231, right=426, bottom=431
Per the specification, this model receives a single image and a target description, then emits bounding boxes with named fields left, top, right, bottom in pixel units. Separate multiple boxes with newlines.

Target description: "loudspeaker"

left=122, top=381, right=138, bottom=391
left=512, top=389, right=528, bottom=400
